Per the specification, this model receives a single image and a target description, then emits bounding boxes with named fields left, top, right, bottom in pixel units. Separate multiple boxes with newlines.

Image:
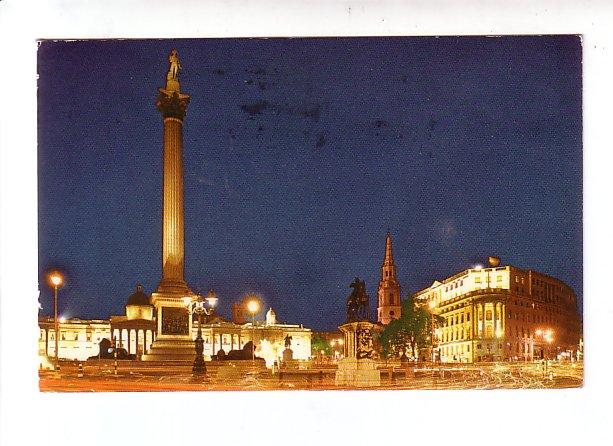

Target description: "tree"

left=311, top=334, right=332, bottom=357
left=379, top=296, right=443, bottom=360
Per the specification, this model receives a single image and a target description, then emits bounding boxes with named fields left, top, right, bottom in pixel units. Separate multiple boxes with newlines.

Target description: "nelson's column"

left=143, top=50, right=196, bottom=361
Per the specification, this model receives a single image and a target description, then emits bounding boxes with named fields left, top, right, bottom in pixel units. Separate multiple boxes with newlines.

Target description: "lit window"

left=475, top=277, right=481, bottom=283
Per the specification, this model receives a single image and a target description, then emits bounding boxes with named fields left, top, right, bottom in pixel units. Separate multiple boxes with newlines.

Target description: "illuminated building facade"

left=39, top=315, right=311, bottom=366
left=39, top=285, right=311, bottom=366
left=413, top=260, right=581, bottom=363
left=377, top=233, right=402, bottom=324
left=39, top=317, right=111, bottom=360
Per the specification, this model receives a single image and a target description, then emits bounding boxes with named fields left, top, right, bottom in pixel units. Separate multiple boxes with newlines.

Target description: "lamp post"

left=246, top=298, right=260, bottom=364
left=535, top=328, right=554, bottom=360
left=184, top=290, right=218, bottom=376
left=48, top=272, right=63, bottom=371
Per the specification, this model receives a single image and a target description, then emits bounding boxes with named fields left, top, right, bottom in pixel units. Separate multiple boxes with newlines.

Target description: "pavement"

left=39, top=360, right=582, bottom=392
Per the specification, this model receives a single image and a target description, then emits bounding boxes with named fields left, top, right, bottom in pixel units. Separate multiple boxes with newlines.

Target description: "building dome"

left=126, top=284, right=151, bottom=307
left=266, top=307, right=277, bottom=325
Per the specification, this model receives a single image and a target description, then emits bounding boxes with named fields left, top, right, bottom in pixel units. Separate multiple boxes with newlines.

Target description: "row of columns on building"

left=211, top=332, right=245, bottom=353
left=472, top=300, right=506, bottom=339
left=110, top=328, right=250, bottom=356
left=112, top=328, right=156, bottom=356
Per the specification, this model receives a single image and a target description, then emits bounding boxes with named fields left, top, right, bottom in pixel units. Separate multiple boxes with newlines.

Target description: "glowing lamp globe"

left=49, top=273, right=63, bottom=287
left=206, top=290, right=218, bottom=308
left=247, top=300, right=259, bottom=314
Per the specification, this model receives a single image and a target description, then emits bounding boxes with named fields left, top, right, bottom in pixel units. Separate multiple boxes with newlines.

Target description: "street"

left=39, top=360, right=583, bottom=392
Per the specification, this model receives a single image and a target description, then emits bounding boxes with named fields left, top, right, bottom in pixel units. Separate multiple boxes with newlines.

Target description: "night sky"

left=37, top=36, right=582, bottom=331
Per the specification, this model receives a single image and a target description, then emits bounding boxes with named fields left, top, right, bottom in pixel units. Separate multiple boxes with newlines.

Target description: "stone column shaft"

left=155, top=84, right=190, bottom=296
left=162, top=117, right=185, bottom=284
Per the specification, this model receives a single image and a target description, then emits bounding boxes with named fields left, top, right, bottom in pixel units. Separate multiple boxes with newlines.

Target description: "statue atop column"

left=167, top=49, right=182, bottom=81
left=157, top=49, right=190, bottom=119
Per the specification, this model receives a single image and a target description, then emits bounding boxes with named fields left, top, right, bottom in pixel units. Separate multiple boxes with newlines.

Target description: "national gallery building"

left=38, top=285, right=312, bottom=367
left=413, top=258, right=582, bottom=363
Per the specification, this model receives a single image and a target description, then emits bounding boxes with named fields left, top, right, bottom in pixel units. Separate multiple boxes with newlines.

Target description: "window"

left=486, top=310, right=493, bottom=320
left=475, top=277, right=481, bottom=283
left=467, top=314, right=470, bottom=321
left=496, top=275, right=502, bottom=282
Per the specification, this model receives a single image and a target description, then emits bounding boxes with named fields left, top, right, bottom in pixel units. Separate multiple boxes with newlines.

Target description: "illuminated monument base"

left=142, top=292, right=195, bottom=361
left=335, top=321, right=381, bottom=387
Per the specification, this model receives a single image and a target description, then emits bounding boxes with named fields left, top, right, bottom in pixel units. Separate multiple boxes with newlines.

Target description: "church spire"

left=383, top=232, right=394, bottom=266
left=381, top=232, right=397, bottom=280
left=377, top=232, right=401, bottom=324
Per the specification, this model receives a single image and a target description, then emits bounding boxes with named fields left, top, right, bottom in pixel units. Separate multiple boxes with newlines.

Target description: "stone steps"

left=142, top=338, right=198, bottom=361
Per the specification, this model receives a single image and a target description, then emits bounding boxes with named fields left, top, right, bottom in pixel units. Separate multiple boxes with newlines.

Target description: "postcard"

left=37, top=36, right=583, bottom=393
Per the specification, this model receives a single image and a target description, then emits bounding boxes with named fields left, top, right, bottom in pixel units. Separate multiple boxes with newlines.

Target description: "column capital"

left=156, top=89, right=190, bottom=120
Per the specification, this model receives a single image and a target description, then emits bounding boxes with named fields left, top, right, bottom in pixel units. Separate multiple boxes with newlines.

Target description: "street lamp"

left=535, top=328, right=554, bottom=360
left=184, top=290, right=218, bottom=376
left=246, top=298, right=260, bottom=364
left=48, top=271, right=63, bottom=371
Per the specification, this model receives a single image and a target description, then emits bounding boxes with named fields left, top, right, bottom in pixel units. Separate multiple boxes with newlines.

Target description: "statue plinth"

left=335, top=321, right=382, bottom=387
left=141, top=291, right=195, bottom=361
left=166, top=77, right=180, bottom=93
left=282, top=348, right=294, bottom=363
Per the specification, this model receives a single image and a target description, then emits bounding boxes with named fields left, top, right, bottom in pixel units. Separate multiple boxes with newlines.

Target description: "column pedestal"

left=335, top=321, right=382, bottom=387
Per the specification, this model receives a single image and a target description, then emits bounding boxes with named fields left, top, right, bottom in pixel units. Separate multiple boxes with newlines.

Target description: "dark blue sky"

left=38, top=36, right=582, bottom=330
